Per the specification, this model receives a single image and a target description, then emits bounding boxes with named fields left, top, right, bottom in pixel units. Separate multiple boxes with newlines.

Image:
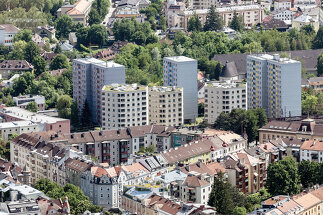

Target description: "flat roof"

left=0, top=121, right=37, bottom=129
left=1, top=107, right=68, bottom=123
left=164, top=56, right=197, bottom=63
left=103, top=83, right=146, bottom=92
left=73, top=58, right=124, bottom=68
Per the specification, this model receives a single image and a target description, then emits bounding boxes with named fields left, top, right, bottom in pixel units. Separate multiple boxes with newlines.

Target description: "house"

left=110, top=41, right=130, bottom=53
left=0, top=74, right=20, bottom=89
left=94, top=49, right=115, bottom=61
left=259, top=118, right=323, bottom=144
left=300, top=139, right=323, bottom=162
left=274, top=0, right=291, bottom=10
left=35, top=26, right=56, bottom=40
left=57, top=0, right=92, bottom=25
left=292, top=14, right=319, bottom=32
left=262, top=18, right=289, bottom=31
left=308, top=77, right=323, bottom=91
left=32, top=33, right=47, bottom=50
left=60, top=41, right=73, bottom=52
left=68, top=32, right=77, bottom=46
left=0, top=60, right=33, bottom=79
left=13, top=95, right=46, bottom=111
left=41, top=52, right=59, bottom=68
left=0, top=24, right=19, bottom=47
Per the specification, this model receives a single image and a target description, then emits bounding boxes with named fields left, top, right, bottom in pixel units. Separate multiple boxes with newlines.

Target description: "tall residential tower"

left=73, top=58, right=125, bottom=124
left=163, top=56, right=197, bottom=122
left=247, top=54, right=301, bottom=118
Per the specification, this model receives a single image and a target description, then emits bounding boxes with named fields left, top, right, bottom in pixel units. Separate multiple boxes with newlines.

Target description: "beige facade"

left=166, top=3, right=264, bottom=30
left=259, top=119, right=323, bottom=144
left=101, top=84, right=148, bottom=130
left=204, top=81, right=247, bottom=124
left=57, top=0, right=92, bottom=25
left=148, top=86, right=183, bottom=126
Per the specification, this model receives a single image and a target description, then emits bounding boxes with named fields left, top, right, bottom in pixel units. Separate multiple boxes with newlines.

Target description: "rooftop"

left=206, top=80, right=246, bottom=88
left=164, top=56, right=197, bottom=63
left=73, top=58, right=124, bottom=68
left=0, top=120, right=37, bottom=129
left=0, top=24, right=19, bottom=33
left=103, top=83, right=147, bottom=92
left=0, top=107, right=68, bottom=123
left=300, top=140, right=323, bottom=151
left=149, top=86, right=182, bottom=92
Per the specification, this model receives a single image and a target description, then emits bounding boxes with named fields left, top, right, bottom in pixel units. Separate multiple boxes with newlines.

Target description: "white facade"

left=148, top=86, right=184, bottom=126
left=247, top=54, right=301, bottom=118
left=300, top=141, right=323, bottom=162
left=101, top=84, right=148, bottom=130
left=273, top=9, right=296, bottom=21
left=204, top=81, right=247, bottom=124
left=73, top=58, right=126, bottom=124
left=163, top=56, right=198, bottom=122
left=0, top=121, right=38, bottom=141
left=274, top=0, right=291, bottom=10
left=0, top=24, right=19, bottom=47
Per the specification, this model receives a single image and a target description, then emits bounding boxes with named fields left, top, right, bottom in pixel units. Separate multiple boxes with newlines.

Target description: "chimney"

left=264, top=145, right=267, bottom=150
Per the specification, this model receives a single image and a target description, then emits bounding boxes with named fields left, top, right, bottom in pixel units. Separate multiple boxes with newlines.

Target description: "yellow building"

left=292, top=14, right=319, bottom=32
left=294, top=193, right=321, bottom=215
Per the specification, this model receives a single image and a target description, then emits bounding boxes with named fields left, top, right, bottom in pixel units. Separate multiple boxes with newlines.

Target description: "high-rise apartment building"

left=205, top=81, right=247, bottom=124
left=101, top=84, right=148, bottom=130
left=247, top=54, right=301, bottom=118
left=163, top=56, right=197, bottom=122
left=73, top=58, right=125, bottom=124
left=148, top=86, right=184, bottom=126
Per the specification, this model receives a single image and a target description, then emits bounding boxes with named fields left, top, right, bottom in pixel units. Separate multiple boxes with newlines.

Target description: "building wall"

left=204, top=83, right=247, bottom=124
left=0, top=124, right=38, bottom=141
left=274, top=1, right=291, bottom=10
left=45, top=120, right=70, bottom=134
left=163, top=57, right=198, bottom=122
left=148, top=87, right=184, bottom=126
left=0, top=29, right=16, bottom=46
left=300, top=149, right=323, bottom=162
left=101, top=86, right=148, bottom=130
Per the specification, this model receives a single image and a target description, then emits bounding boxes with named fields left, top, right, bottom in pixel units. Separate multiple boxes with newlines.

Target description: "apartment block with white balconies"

left=101, top=84, right=148, bottom=130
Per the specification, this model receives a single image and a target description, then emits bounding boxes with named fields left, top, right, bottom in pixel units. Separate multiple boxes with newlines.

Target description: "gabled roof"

left=221, top=61, right=239, bottom=78
left=0, top=24, right=19, bottom=33
left=180, top=161, right=214, bottom=176
left=182, top=175, right=209, bottom=187
left=0, top=60, right=34, bottom=71
left=300, top=140, right=323, bottom=151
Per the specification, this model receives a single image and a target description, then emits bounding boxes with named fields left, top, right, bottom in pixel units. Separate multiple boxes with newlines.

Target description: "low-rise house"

left=68, top=32, right=77, bottom=46
left=293, top=193, right=321, bottom=215
left=0, top=107, right=70, bottom=133
left=300, top=139, right=323, bottom=162
left=13, top=95, right=46, bottom=111
left=109, top=41, right=130, bottom=53
left=308, top=77, right=323, bottom=91
left=0, top=120, right=39, bottom=141
left=57, top=0, right=92, bottom=25
left=292, top=14, right=319, bottom=32
left=94, top=49, right=115, bottom=61
left=262, top=18, right=289, bottom=31
left=0, top=24, right=19, bottom=47
left=41, top=52, right=59, bottom=68
left=60, top=41, right=73, bottom=52
left=0, top=60, right=33, bottom=79
left=0, top=74, right=20, bottom=89
left=35, top=26, right=56, bottom=40
left=37, top=196, right=71, bottom=215
left=274, top=0, right=291, bottom=10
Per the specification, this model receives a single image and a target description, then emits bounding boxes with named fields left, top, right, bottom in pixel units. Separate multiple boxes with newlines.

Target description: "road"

left=102, top=4, right=116, bottom=25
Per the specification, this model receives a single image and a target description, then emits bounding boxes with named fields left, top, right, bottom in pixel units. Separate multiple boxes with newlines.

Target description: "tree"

left=88, top=9, right=102, bottom=25
left=298, top=160, right=320, bottom=188
left=57, top=95, right=73, bottom=119
left=88, top=24, right=108, bottom=46
left=146, top=145, right=155, bottom=153
left=233, top=207, right=247, bottom=215
left=24, top=41, right=40, bottom=63
left=14, top=29, right=32, bottom=42
left=313, top=26, right=323, bottom=49
left=71, top=101, right=81, bottom=130
left=34, top=179, right=102, bottom=215
left=133, top=31, right=147, bottom=45
left=208, top=172, right=236, bottom=215
left=317, top=52, right=323, bottom=76
left=76, top=27, right=89, bottom=46
left=151, top=47, right=161, bottom=61
left=266, top=156, right=300, bottom=196
left=92, top=0, right=110, bottom=19
left=204, top=5, right=224, bottom=31
left=81, top=99, right=91, bottom=127
left=54, top=44, right=62, bottom=53
left=302, top=95, right=318, bottom=115
left=9, top=40, right=27, bottom=60
left=26, top=101, right=38, bottom=112
left=50, top=54, right=69, bottom=70
left=159, top=15, right=167, bottom=31
left=188, top=13, right=202, bottom=32
left=230, top=11, right=244, bottom=32
left=32, top=56, right=47, bottom=76
left=56, top=14, right=74, bottom=39
left=198, top=102, right=204, bottom=117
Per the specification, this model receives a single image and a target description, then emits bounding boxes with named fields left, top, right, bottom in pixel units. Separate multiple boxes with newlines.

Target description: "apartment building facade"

left=247, top=54, right=301, bottom=118
left=0, top=24, right=19, bottom=47
left=163, top=56, right=198, bottom=122
left=165, top=3, right=264, bottom=30
left=101, top=84, right=148, bottom=130
left=300, top=140, right=323, bottom=162
left=259, top=118, right=323, bottom=144
left=148, top=86, right=184, bottom=127
left=204, top=81, right=247, bottom=124
left=73, top=58, right=125, bottom=124
left=0, top=121, right=39, bottom=141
